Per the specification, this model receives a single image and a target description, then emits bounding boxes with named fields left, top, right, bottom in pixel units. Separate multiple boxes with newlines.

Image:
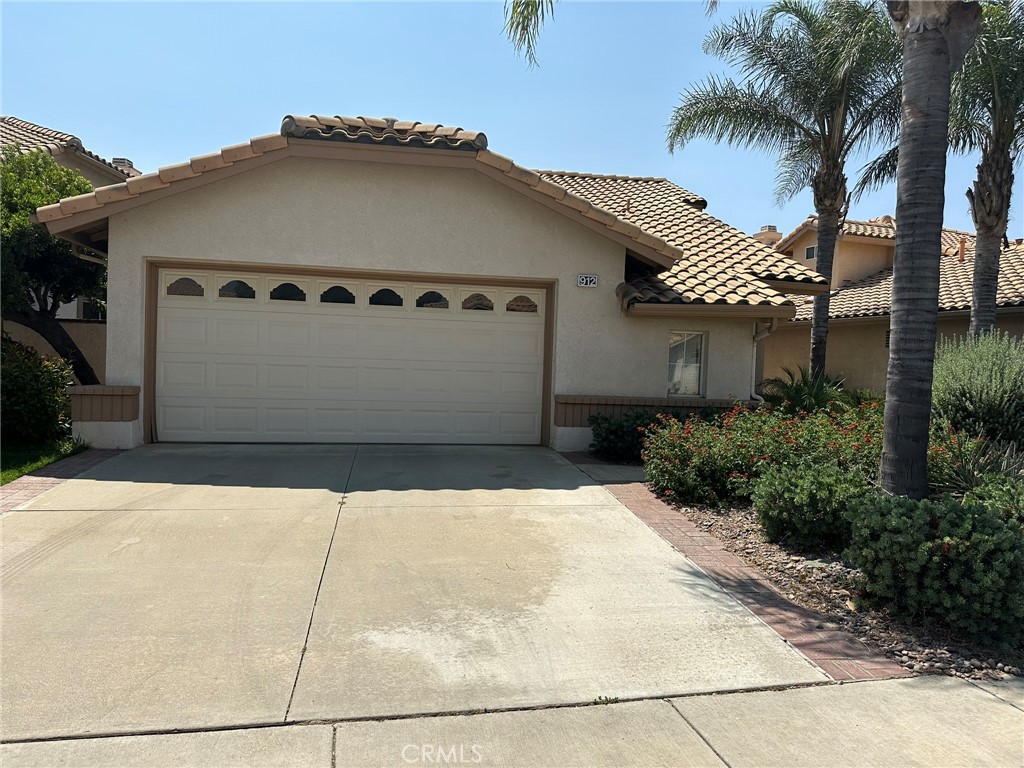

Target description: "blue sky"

left=3, top=1, right=1019, bottom=238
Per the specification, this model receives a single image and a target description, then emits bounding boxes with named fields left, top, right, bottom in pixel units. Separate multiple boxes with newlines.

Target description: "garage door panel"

left=156, top=271, right=544, bottom=444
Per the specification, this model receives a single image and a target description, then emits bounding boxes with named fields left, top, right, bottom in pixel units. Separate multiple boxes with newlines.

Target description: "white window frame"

left=668, top=331, right=707, bottom=397
left=805, top=244, right=818, bottom=260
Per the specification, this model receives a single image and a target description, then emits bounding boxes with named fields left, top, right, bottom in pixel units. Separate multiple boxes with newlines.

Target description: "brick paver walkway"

left=573, top=464, right=907, bottom=683
left=1, top=449, right=122, bottom=514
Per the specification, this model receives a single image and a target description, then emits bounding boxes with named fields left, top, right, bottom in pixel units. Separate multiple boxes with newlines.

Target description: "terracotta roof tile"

left=540, top=171, right=827, bottom=306
left=792, top=242, right=1024, bottom=320
left=281, top=114, right=488, bottom=151
left=777, top=213, right=977, bottom=254
left=1, top=116, right=140, bottom=178
left=37, top=114, right=827, bottom=314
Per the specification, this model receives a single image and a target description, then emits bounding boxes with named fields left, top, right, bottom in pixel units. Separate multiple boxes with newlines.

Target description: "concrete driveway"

left=1, top=445, right=824, bottom=743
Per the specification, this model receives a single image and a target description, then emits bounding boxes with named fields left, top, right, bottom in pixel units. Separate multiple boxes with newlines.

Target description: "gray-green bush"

left=932, top=332, right=1024, bottom=446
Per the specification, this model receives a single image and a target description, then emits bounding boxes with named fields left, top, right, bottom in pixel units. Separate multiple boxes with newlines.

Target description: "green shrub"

left=932, top=332, right=1024, bottom=446
left=759, top=366, right=851, bottom=414
left=929, top=430, right=1024, bottom=496
left=846, top=494, right=1024, bottom=642
left=964, top=475, right=1024, bottom=523
left=752, top=462, right=870, bottom=550
left=589, top=410, right=658, bottom=464
left=643, top=403, right=883, bottom=505
left=1, top=335, right=73, bottom=445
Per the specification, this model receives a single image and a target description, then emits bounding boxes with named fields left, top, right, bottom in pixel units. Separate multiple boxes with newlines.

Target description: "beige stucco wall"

left=1, top=320, right=107, bottom=384
left=763, top=312, right=1024, bottom=392
left=784, top=230, right=893, bottom=289
left=105, top=155, right=759, bottom=447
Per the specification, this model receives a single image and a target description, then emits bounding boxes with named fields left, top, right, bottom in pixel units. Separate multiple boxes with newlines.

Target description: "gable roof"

left=792, top=241, right=1024, bottom=320
left=36, top=114, right=828, bottom=317
left=776, top=213, right=976, bottom=255
left=1, top=116, right=139, bottom=179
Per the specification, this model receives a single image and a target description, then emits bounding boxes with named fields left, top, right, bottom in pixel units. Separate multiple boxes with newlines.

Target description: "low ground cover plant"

left=846, top=493, right=1024, bottom=643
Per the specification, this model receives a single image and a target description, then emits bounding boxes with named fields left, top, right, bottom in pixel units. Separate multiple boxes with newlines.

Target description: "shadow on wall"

left=45, top=444, right=602, bottom=493
left=1, top=320, right=106, bottom=384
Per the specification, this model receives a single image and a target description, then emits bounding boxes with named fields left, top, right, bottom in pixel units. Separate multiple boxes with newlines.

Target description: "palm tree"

left=880, top=0, right=981, bottom=498
left=950, top=0, right=1024, bottom=335
left=667, top=0, right=901, bottom=379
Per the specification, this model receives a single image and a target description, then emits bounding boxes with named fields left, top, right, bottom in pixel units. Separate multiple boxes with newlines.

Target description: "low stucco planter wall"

left=68, top=385, right=143, bottom=449
left=552, top=395, right=753, bottom=452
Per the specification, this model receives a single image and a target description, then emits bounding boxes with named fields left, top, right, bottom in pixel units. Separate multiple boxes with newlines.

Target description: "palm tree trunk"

left=970, top=232, right=1002, bottom=334
left=880, top=25, right=953, bottom=499
left=809, top=209, right=840, bottom=378
left=967, top=143, right=1013, bottom=335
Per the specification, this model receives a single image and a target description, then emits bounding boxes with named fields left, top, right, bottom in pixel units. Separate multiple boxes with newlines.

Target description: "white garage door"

left=155, top=269, right=546, bottom=443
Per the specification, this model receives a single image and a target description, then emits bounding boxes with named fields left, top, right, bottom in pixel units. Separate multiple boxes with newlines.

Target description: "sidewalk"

left=3, top=676, right=1021, bottom=767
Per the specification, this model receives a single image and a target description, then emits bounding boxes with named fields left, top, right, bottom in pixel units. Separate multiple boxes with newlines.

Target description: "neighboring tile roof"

left=281, top=115, right=487, bottom=151
left=0, top=116, right=139, bottom=177
left=37, top=114, right=828, bottom=315
left=793, top=242, right=1024, bottom=320
left=777, top=213, right=976, bottom=254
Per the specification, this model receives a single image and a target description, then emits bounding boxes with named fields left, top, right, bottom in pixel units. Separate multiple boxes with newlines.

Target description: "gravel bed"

left=676, top=502, right=1024, bottom=681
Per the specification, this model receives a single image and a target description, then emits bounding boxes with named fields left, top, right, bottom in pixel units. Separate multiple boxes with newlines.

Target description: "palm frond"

left=853, top=144, right=899, bottom=199
left=503, top=0, right=556, bottom=66
left=667, top=78, right=814, bottom=156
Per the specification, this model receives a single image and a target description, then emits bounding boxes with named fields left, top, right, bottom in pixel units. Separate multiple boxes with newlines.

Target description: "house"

left=37, top=114, right=826, bottom=449
left=759, top=215, right=1024, bottom=391
left=1, top=116, right=140, bottom=187
left=2, top=116, right=141, bottom=380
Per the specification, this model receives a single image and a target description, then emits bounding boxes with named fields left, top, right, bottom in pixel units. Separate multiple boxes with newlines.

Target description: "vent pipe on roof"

left=752, top=225, right=782, bottom=247
left=959, top=236, right=967, bottom=262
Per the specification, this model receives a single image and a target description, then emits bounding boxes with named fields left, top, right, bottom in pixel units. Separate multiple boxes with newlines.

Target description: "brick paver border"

left=569, top=461, right=908, bottom=683
left=1, top=449, right=123, bottom=514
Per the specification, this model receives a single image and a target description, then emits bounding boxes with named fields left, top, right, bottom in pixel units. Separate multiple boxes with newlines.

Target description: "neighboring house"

left=759, top=215, right=1024, bottom=391
left=1, top=115, right=140, bottom=187
left=37, top=114, right=826, bottom=449
left=1, top=115, right=138, bottom=331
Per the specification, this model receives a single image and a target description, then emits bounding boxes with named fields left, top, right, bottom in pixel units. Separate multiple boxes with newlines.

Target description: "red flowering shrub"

left=642, top=403, right=883, bottom=505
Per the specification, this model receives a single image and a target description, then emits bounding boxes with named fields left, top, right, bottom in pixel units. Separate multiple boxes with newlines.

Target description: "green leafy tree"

left=1, top=147, right=103, bottom=384
left=667, top=0, right=901, bottom=380
left=951, top=0, right=1024, bottom=335
left=880, top=0, right=981, bottom=498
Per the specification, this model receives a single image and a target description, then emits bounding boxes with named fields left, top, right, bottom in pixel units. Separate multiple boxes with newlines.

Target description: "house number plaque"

left=577, top=274, right=598, bottom=288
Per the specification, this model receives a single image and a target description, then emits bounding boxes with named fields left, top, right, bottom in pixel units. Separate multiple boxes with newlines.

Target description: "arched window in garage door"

left=320, top=285, right=356, bottom=304
left=270, top=282, right=307, bottom=302
left=369, top=288, right=403, bottom=307
left=416, top=290, right=450, bottom=309
left=218, top=279, right=256, bottom=299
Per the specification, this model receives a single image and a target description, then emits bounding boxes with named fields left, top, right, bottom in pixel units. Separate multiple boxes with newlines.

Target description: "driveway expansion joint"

left=284, top=446, right=359, bottom=722
left=0, top=677, right=851, bottom=746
